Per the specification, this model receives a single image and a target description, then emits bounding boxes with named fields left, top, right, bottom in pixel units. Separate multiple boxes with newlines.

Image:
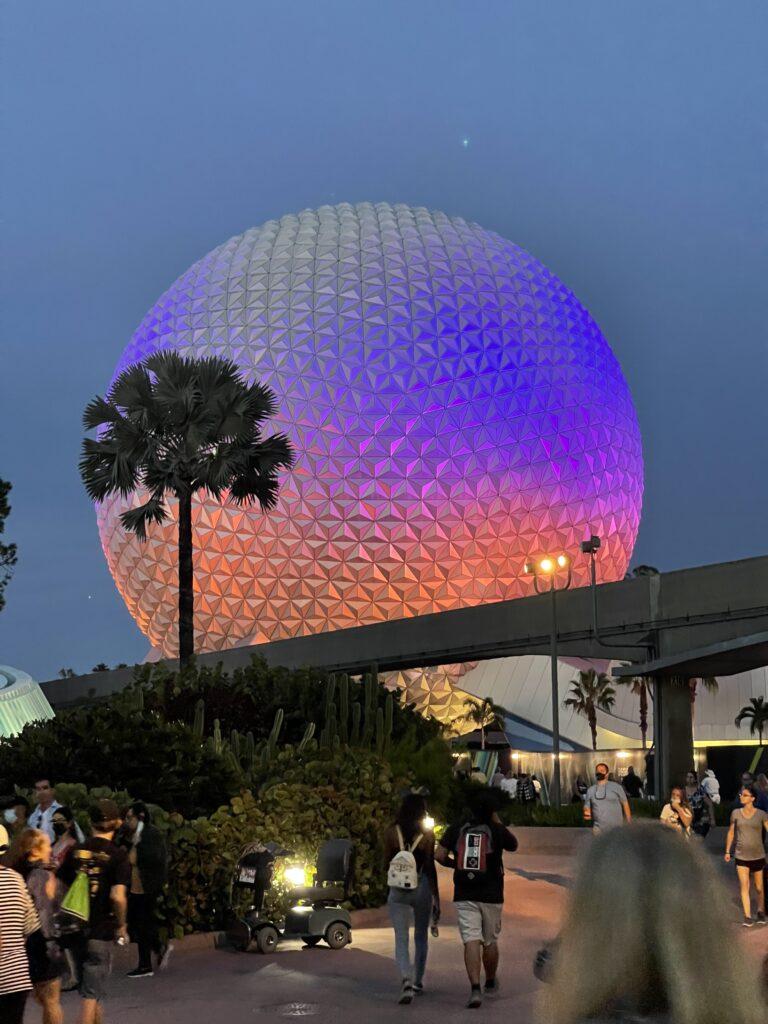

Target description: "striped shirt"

left=0, top=866, right=39, bottom=994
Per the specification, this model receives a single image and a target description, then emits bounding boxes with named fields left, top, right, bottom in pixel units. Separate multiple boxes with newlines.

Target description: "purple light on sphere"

left=98, top=203, right=643, bottom=656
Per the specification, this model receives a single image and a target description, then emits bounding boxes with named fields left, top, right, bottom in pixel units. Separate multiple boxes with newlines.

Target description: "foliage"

left=563, top=669, right=616, bottom=751
left=735, top=697, right=768, bottom=745
left=121, top=658, right=442, bottom=751
left=79, top=352, right=294, bottom=665
left=0, top=477, right=17, bottom=613
left=165, top=747, right=399, bottom=936
left=0, top=703, right=242, bottom=818
left=618, top=675, right=652, bottom=750
left=457, top=696, right=507, bottom=750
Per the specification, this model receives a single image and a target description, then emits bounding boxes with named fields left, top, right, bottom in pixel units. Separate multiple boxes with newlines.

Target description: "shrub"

left=0, top=706, right=242, bottom=817
left=165, top=746, right=399, bottom=935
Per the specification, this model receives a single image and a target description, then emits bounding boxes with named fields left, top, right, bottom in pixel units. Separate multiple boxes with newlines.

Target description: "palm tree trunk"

left=639, top=683, right=648, bottom=750
left=178, top=488, right=194, bottom=669
left=588, top=704, right=597, bottom=751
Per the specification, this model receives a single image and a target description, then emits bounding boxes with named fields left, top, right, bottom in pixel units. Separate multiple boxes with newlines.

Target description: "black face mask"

left=52, top=822, right=68, bottom=837
left=596, top=772, right=608, bottom=781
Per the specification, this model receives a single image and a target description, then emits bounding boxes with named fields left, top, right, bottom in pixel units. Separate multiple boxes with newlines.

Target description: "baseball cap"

left=89, top=799, right=120, bottom=827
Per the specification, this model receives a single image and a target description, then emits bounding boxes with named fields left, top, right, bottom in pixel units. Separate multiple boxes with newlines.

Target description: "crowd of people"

left=384, top=761, right=768, bottom=1014
left=0, top=780, right=170, bottom=1024
left=4, top=763, right=768, bottom=1020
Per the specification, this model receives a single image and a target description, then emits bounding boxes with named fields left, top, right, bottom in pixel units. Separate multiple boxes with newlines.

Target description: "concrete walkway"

left=32, top=849, right=768, bottom=1023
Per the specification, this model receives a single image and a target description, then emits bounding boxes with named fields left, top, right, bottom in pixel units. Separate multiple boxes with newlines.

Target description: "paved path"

left=32, top=851, right=768, bottom=1023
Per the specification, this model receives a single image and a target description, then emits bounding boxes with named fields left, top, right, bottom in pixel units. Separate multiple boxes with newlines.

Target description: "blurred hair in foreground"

left=540, top=822, right=765, bottom=1024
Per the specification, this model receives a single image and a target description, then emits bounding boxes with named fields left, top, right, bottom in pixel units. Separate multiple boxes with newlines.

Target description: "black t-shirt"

left=64, top=837, right=130, bottom=941
left=440, top=820, right=517, bottom=904
left=622, top=774, right=643, bottom=798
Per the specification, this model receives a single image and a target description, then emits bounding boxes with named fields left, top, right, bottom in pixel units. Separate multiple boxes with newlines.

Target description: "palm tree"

left=735, top=697, right=768, bottom=746
left=618, top=675, right=652, bottom=750
left=563, top=669, right=616, bottom=751
left=688, top=676, right=719, bottom=715
left=80, top=352, right=294, bottom=668
left=459, top=696, right=508, bottom=750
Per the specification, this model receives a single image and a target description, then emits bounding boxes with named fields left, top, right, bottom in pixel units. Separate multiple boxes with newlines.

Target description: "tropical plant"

left=563, top=669, right=616, bottom=751
left=688, top=676, right=719, bottom=708
left=0, top=477, right=17, bottom=612
left=619, top=675, right=652, bottom=750
left=457, top=696, right=507, bottom=750
left=79, top=353, right=294, bottom=667
left=735, top=697, right=768, bottom=746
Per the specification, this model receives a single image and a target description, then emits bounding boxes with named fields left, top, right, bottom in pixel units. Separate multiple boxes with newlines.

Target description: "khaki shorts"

left=455, top=901, right=503, bottom=945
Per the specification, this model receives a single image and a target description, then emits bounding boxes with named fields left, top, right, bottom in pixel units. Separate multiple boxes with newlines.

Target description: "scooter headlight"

left=284, top=865, right=308, bottom=887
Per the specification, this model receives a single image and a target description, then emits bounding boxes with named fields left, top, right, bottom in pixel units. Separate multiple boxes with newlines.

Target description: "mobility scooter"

left=226, top=837, right=355, bottom=953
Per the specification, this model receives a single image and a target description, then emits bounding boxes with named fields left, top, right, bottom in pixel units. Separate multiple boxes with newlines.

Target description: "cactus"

left=298, top=722, right=316, bottom=754
left=193, top=698, right=205, bottom=739
left=362, top=674, right=375, bottom=746
left=327, top=702, right=338, bottom=746
left=324, top=675, right=336, bottom=729
left=375, top=707, right=385, bottom=757
left=260, top=744, right=270, bottom=769
left=350, top=702, right=362, bottom=746
left=230, top=729, right=241, bottom=761
left=245, top=731, right=255, bottom=765
left=339, top=673, right=350, bottom=744
left=212, top=718, right=222, bottom=755
left=384, top=692, right=394, bottom=755
left=136, top=687, right=144, bottom=713
left=267, top=708, right=284, bottom=757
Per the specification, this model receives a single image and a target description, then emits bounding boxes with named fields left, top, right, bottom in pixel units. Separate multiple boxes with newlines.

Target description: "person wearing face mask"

left=583, top=763, right=632, bottom=833
left=50, top=806, right=79, bottom=870
left=3, top=795, right=30, bottom=838
left=120, top=802, right=170, bottom=978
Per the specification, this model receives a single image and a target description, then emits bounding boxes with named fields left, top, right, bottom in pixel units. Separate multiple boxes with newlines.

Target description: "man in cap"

left=62, top=799, right=130, bottom=1024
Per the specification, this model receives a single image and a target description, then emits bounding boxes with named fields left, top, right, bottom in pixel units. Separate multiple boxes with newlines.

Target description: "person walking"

left=517, top=773, right=536, bottom=806
left=500, top=770, right=518, bottom=801
left=436, top=789, right=518, bottom=1009
left=384, top=793, right=439, bottom=1004
left=9, top=828, right=65, bottom=1024
left=725, top=783, right=768, bottom=927
left=660, top=786, right=693, bottom=836
left=684, top=770, right=716, bottom=838
left=121, top=801, right=170, bottom=977
left=540, top=823, right=766, bottom=1024
left=60, top=799, right=131, bottom=1024
left=701, top=768, right=721, bottom=805
left=583, top=763, right=631, bottom=832
left=571, top=775, right=588, bottom=804
left=0, top=860, right=40, bottom=1023
left=621, top=765, right=643, bottom=799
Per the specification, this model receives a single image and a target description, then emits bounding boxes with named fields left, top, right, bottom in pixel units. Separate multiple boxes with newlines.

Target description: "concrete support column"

left=656, top=677, right=694, bottom=797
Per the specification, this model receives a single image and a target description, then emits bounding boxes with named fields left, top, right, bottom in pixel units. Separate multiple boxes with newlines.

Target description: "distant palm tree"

left=735, top=697, right=768, bottom=746
left=563, top=669, right=616, bottom=751
left=459, top=696, right=508, bottom=751
left=688, top=676, right=719, bottom=713
left=80, top=353, right=294, bottom=668
left=619, top=675, right=652, bottom=750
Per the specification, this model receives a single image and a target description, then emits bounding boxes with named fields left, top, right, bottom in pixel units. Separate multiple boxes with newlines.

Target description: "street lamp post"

left=524, top=554, right=572, bottom=807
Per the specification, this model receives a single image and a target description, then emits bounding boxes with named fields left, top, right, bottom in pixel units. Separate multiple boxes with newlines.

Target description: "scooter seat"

left=291, top=883, right=345, bottom=903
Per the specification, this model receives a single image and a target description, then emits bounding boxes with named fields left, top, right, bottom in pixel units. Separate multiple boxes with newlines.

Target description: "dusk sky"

left=2, top=1, right=766, bottom=681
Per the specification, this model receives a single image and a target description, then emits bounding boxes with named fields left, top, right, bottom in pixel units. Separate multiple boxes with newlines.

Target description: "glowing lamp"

left=284, top=865, right=308, bottom=887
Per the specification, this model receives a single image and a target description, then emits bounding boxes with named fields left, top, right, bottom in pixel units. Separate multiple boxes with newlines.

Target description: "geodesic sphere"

left=97, top=202, right=643, bottom=656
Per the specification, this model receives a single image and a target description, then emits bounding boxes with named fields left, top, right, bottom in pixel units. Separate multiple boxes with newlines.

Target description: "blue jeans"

left=387, top=874, right=432, bottom=984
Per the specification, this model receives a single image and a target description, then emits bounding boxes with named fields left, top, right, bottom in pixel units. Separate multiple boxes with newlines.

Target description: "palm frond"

left=119, top=494, right=168, bottom=541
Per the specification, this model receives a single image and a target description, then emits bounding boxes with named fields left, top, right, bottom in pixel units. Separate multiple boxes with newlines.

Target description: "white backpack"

left=387, top=826, right=422, bottom=890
